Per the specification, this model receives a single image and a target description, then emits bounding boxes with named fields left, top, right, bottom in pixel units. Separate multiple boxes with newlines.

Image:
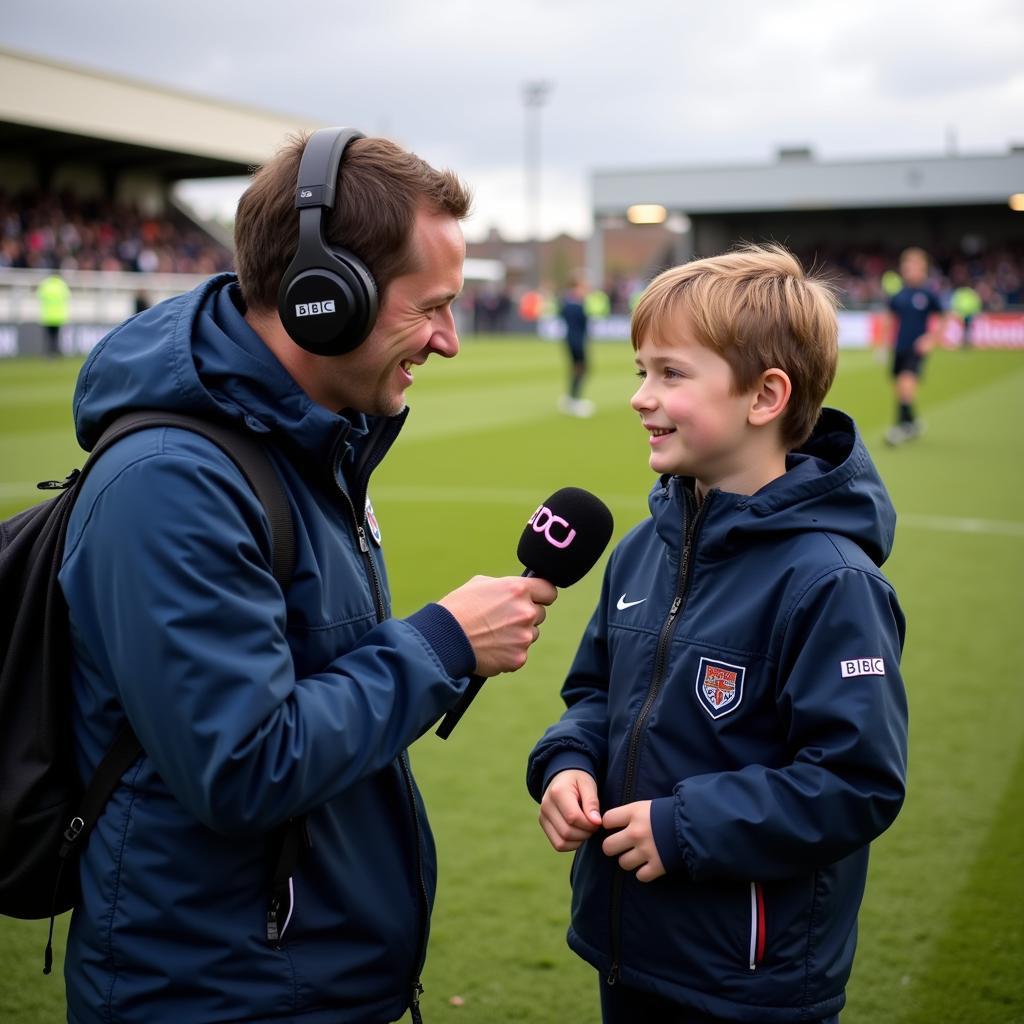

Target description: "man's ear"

left=748, top=368, right=792, bottom=427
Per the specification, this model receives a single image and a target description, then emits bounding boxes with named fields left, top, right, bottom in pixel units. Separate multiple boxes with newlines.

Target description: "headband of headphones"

left=277, top=127, right=379, bottom=356
left=294, top=127, right=361, bottom=212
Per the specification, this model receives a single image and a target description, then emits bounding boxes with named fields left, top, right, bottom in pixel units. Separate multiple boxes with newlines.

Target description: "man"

left=557, top=275, right=594, bottom=417
left=884, top=247, right=945, bottom=445
left=58, top=131, right=556, bottom=1024
left=950, top=281, right=982, bottom=348
left=36, top=271, right=70, bottom=356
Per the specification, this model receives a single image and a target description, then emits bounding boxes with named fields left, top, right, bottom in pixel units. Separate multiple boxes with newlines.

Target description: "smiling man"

left=59, top=130, right=556, bottom=1024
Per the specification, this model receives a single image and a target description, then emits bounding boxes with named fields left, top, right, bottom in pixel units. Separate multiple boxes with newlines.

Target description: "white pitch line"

left=4, top=479, right=1022, bottom=540
left=0, top=484, right=52, bottom=500
left=371, top=487, right=1024, bottom=538
left=371, top=484, right=644, bottom=513
left=898, top=513, right=1024, bottom=538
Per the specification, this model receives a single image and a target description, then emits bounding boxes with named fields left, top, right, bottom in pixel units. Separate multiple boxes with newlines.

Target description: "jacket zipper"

left=748, top=882, right=767, bottom=970
left=607, top=487, right=712, bottom=986
left=400, top=750, right=430, bottom=1023
left=334, top=473, right=386, bottom=621
left=333, top=416, right=398, bottom=621
left=335, top=441, right=429, bottom=1018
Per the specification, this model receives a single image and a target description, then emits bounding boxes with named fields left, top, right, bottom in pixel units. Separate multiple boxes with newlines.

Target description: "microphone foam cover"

left=517, top=487, right=614, bottom=587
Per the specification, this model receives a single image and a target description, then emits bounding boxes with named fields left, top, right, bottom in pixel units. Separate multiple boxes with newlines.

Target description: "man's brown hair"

left=630, top=243, right=839, bottom=448
left=234, top=132, right=472, bottom=312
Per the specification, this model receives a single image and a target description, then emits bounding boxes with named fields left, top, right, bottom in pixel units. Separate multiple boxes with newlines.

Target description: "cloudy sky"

left=4, top=0, right=1023, bottom=241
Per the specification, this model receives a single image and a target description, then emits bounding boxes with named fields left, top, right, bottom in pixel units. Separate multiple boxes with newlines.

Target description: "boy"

left=885, top=246, right=945, bottom=445
left=528, top=244, right=908, bottom=1023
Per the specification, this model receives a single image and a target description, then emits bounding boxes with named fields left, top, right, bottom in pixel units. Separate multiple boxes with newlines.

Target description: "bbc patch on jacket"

left=695, top=657, right=746, bottom=719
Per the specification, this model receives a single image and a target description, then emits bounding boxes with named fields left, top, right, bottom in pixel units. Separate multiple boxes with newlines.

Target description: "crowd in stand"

left=0, top=189, right=233, bottom=275
left=2, top=188, right=1020, bottom=315
left=802, top=243, right=1023, bottom=311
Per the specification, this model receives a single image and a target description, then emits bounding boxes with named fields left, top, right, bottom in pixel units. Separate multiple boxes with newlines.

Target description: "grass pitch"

left=1, top=338, right=1022, bottom=1023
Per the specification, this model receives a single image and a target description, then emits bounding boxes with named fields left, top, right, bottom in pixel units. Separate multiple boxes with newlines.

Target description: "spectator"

left=36, top=271, right=70, bottom=357
left=950, top=283, right=983, bottom=348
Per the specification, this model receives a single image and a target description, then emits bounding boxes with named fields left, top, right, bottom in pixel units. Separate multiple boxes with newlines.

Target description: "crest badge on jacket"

left=695, top=657, right=745, bottom=719
left=365, top=496, right=382, bottom=546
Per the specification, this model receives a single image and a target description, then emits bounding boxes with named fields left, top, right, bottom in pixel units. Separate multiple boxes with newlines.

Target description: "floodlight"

left=626, top=204, right=667, bottom=225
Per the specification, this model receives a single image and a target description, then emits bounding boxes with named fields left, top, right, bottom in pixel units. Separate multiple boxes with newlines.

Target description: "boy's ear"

left=748, top=368, right=792, bottom=428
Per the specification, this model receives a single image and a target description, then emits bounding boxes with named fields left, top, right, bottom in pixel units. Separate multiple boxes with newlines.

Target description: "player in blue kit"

left=885, top=247, right=946, bottom=445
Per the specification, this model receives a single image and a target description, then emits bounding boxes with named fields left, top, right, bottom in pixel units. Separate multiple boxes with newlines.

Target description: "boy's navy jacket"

left=528, top=410, right=908, bottom=1023
left=59, top=275, right=475, bottom=1024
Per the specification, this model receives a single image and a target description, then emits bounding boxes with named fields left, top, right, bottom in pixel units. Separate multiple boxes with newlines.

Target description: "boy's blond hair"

left=631, top=243, right=839, bottom=448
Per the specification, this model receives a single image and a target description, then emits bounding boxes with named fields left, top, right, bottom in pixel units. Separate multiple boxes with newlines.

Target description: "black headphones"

left=277, top=127, right=379, bottom=356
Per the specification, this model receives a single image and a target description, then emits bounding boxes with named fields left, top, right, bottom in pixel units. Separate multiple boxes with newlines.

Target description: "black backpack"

left=0, top=410, right=295, bottom=970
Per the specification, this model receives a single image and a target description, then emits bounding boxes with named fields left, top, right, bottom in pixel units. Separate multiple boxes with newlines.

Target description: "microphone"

left=436, top=487, right=614, bottom=739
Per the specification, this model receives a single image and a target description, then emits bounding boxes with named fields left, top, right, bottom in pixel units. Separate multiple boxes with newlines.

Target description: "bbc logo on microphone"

left=295, top=300, right=336, bottom=318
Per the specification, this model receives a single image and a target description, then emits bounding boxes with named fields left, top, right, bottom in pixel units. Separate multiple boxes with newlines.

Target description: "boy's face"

left=631, top=314, right=759, bottom=489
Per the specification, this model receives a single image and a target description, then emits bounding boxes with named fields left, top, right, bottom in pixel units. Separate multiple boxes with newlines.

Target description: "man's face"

left=630, top=313, right=758, bottom=491
left=320, top=208, right=465, bottom=416
left=900, top=252, right=928, bottom=288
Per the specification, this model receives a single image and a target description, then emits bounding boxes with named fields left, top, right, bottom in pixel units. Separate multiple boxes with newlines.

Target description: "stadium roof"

left=0, top=47, right=323, bottom=179
left=593, top=146, right=1024, bottom=216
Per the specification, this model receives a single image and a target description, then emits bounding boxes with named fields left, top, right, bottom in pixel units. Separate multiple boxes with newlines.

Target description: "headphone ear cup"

left=278, top=247, right=378, bottom=356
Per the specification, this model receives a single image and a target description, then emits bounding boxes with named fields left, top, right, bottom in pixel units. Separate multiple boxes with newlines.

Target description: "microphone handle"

left=435, top=569, right=536, bottom=740
left=434, top=674, right=485, bottom=739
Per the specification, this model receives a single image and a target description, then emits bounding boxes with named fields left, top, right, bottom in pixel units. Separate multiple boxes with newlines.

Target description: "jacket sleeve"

left=668, top=566, right=908, bottom=881
left=60, top=438, right=473, bottom=835
left=526, top=556, right=614, bottom=802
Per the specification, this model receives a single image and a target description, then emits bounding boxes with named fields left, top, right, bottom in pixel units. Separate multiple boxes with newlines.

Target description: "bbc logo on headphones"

left=295, top=300, right=336, bottom=318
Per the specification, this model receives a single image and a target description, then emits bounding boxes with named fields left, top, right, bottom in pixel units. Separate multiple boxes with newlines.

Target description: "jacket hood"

left=650, top=408, right=896, bottom=567
left=73, top=274, right=372, bottom=467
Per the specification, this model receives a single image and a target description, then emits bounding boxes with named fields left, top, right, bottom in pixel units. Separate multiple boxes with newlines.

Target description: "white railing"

left=0, top=263, right=497, bottom=356
left=0, top=267, right=210, bottom=324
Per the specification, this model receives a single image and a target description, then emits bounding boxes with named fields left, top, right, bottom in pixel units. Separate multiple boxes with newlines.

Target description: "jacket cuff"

left=406, top=604, right=476, bottom=680
left=650, top=796, right=688, bottom=875
left=541, top=752, right=597, bottom=796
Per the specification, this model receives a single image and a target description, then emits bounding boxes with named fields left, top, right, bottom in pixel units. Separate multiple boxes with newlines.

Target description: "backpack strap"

left=90, top=411, right=294, bottom=588
left=43, top=719, right=144, bottom=973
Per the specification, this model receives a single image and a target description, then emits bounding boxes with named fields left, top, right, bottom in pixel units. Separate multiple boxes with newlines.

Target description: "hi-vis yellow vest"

left=37, top=275, right=71, bottom=327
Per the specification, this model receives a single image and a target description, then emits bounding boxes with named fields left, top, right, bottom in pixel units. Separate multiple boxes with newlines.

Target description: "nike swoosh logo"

left=616, top=594, right=647, bottom=611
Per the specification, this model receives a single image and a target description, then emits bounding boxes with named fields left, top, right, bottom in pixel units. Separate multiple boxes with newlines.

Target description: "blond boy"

left=528, top=244, right=908, bottom=1023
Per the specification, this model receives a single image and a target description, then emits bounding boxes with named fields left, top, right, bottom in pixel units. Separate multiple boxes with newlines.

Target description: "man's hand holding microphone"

left=434, top=487, right=614, bottom=739
left=438, top=574, right=556, bottom=677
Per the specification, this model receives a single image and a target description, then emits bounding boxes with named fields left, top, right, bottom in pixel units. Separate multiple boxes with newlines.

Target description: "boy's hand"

left=539, top=770, right=603, bottom=852
left=602, top=801, right=666, bottom=882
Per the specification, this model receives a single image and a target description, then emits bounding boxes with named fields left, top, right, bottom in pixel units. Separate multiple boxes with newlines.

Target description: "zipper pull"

left=355, top=526, right=369, bottom=553
left=606, top=961, right=620, bottom=986
left=38, top=468, right=81, bottom=490
left=667, top=595, right=682, bottom=620
left=266, top=898, right=281, bottom=943
left=58, top=815, right=85, bottom=859
left=410, top=979, right=425, bottom=1024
